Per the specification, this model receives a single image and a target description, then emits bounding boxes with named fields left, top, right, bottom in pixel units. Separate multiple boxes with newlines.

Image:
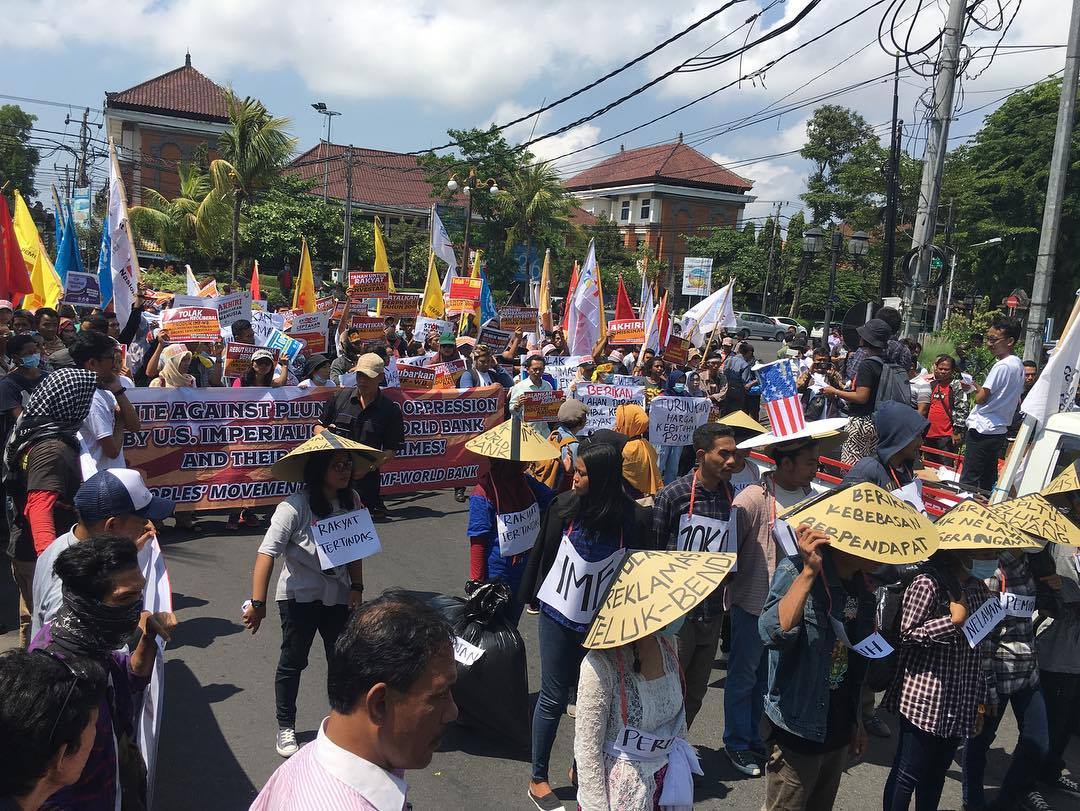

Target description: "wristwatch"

left=248, top=599, right=266, bottom=609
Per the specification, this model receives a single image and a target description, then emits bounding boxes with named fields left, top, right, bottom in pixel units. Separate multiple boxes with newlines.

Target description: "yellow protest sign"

left=584, top=551, right=737, bottom=649
left=779, top=482, right=938, bottom=564
left=935, top=499, right=1040, bottom=550
left=992, top=493, right=1080, bottom=547
left=1042, top=462, right=1080, bottom=498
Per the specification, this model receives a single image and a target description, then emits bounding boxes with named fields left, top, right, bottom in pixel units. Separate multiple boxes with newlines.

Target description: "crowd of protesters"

left=1, top=275, right=1079, bottom=811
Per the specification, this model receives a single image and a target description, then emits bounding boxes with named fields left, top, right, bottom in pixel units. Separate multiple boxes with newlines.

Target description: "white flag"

left=107, top=138, right=139, bottom=326
left=1021, top=293, right=1080, bottom=425
left=185, top=264, right=199, bottom=296
left=641, top=280, right=656, bottom=349
left=681, top=279, right=736, bottom=347
left=431, top=205, right=458, bottom=289
left=566, top=239, right=601, bottom=356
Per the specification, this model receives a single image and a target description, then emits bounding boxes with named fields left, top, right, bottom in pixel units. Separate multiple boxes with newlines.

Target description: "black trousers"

left=275, top=599, right=349, bottom=728
left=354, top=469, right=385, bottom=511
left=1040, top=669, right=1080, bottom=782
left=960, top=429, right=1006, bottom=492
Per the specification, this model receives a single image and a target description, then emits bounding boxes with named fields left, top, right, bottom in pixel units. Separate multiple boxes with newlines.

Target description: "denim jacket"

left=758, top=552, right=875, bottom=743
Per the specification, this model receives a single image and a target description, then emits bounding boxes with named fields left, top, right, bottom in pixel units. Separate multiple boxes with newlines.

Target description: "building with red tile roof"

left=565, top=137, right=755, bottom=271
left=104, top=53, right=229, bottom=206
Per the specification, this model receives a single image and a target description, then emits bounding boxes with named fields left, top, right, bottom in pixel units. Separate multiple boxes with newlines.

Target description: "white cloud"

left=484, top=101, right=603, bottom=172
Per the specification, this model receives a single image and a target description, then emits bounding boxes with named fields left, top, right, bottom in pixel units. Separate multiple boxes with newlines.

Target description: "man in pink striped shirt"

left=251, top=592, right=458, bottom=811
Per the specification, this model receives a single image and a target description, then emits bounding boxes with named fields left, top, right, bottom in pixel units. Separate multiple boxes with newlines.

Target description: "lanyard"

left=687, top=471, right=731, bottom=519
left=888, top=468, right=903, bottom=489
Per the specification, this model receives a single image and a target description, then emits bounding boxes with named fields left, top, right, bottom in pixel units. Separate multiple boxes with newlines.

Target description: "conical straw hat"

left=270, top=431, right=392, bottom=482
left=718, top=410, right=767, bottom=435
left=935, top=499, right=1043, bottom=551
left=992, top=493, right=1080, bottom=547
left=465, top=416, right=560, bottom=462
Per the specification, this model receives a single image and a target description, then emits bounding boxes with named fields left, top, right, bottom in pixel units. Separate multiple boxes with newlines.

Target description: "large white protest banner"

left=648, top=396, right=712, bottom=446
left=575, top=383, right=646, bottom=434
left=135, top=536, right=172, bottom=810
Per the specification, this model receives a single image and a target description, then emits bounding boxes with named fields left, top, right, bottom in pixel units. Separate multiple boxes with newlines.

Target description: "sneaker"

left=749, top=744, right=769, bottom=765
left=725, top=747, right=763, bottom=777
left=1020, top=791, right=1052, bottom=811
left=526, top=603, right=540, bottom=615
left=370, top=506, right=389, bottom=519
left=864, top=713, right=892, bottom=738
left=566, top=703, right=576, bottom=718
left=526, top=789, right=564, bottom=811
left=454, top=487, right=467, bottom=503
left=1046, top=775, right=1080, bottom=796
left=275, top=727, right=298, bottom=757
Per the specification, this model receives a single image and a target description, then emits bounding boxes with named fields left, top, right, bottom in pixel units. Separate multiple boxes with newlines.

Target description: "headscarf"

left=49, top=587, right=144, bottom=658
left=152, top=343, right=195, bottom=388
left=471, top=458, right=535, bottom=515
left=3, top=368, right=97, bottom=489
left=614, top=403, right=663, bottom=496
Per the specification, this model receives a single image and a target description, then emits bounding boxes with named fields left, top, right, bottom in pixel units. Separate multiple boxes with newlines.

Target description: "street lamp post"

left=804, top=226, right=869, bottom=344
left=447, top=169, right=500, bottom=270
left=311, top=102, right=341, bottom=202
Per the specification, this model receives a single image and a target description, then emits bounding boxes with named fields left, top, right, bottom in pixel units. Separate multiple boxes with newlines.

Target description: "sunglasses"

left=33, top=650, right=90, bottom=744
left=330, top=458, right=355, bottom=472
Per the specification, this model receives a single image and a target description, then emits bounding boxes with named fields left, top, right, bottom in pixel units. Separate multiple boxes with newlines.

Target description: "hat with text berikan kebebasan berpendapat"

left=583, top=550, right=737, bottom=650
left=270, top=431, right=391, bottom=482
left=778, top=482, right=938, bottom=564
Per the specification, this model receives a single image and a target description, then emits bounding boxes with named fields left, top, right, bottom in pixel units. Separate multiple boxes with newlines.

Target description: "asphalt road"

left=4, top=486, right=1077, bottom=810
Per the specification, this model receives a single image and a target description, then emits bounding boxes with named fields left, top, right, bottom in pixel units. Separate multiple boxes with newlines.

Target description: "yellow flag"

left=374, top=217, right=395, bottom=315
left=12, top=190, right=61, bottom=309
left=539, top=248, right=552, bottom=333
left=420, top=251, right=445, bottom=318
left=292, top=237, right=316, bottom=313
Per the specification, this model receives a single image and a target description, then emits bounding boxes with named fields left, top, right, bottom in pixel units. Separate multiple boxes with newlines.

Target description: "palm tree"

left=499, top=161, right=577, bottom=262
left=130, top=163, right=230, bottom=257
left=211, top=91, right=296, bottom=280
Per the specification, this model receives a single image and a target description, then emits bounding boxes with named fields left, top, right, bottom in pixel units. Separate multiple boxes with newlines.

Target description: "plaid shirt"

left=654, top=470, right=733, bottom=621
left=983, top=554, right=1039, bottom=697
left=884, top=572, right=996, bottom=738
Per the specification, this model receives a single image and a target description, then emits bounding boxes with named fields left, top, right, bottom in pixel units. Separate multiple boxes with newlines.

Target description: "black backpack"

left=865, top=355, right=912, bottom=410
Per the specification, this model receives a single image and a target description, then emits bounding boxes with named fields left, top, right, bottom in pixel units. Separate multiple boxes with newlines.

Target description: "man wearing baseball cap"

left=316, top=353, right=404, bottom=518
left=30, top=468, right=174, bottom=637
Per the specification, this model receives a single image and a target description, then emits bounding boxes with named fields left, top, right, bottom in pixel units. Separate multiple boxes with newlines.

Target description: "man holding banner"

left=316, top=354, right=404, bottom=519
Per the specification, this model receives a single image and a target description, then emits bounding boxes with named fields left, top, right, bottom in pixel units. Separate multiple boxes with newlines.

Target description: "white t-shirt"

left=967, top=354, right=1024, bottom=435
left=297, top=377, right=338, bottom=390
left=78, top=389, right=126, bottom=479
left=730, top=458, right=762, bottom=497
left=31, top=527, right=78, bottom=639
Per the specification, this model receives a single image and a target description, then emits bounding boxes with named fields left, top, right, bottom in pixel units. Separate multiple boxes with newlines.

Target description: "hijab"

left=472, top=458, right=536, bottom=515
left=614, top=403, right=663, bottom=496
left=152, top=343, right=195, bottom=388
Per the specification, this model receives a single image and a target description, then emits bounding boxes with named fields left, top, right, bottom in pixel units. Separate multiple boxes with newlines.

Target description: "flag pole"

left=991, top=290, right=1080, bottom=502
left=640, top=291, right=664, bottom=365
left=699, top=277, right=734, bottom=362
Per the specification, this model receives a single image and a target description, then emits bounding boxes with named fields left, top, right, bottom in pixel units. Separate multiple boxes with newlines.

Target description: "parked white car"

left=771, top=316, right=807, bottom=339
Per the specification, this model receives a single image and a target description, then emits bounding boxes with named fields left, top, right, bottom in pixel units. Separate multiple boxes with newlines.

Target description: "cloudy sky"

left=0, top=0, right=1069, bottom=231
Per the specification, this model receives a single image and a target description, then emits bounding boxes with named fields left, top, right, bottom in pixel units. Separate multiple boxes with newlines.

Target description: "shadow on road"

left=169, top=615, right=245, bottom=650
left=157, top=659, right=256, bottom=810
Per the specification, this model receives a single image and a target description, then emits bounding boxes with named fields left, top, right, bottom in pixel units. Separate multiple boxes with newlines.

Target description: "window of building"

left=620, top=200, right=631, bottom=221
left=640, top=199, right=652, bottom=220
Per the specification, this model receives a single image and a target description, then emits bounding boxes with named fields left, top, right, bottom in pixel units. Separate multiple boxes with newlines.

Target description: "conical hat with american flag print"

left=736, top=359, right=848, bottom=450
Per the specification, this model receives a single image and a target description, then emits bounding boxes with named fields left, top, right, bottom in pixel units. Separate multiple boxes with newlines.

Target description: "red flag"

left=0, top=196, right=32, bottom=301
left=250, top=260, right=261, bottom=301
left=614, top=274, right=635, bottom=321
left=561, top=261, right=580, bottom=332
left=656, top=290, right=671, bottom=349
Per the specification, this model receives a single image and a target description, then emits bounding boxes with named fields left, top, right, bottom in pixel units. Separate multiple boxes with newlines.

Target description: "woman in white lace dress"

left=574, top=627, right=690, bottom=811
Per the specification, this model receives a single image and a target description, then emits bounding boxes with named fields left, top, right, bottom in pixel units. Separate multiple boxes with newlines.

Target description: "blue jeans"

left=723, top=604, right=767, bottom=751
left=883, top=718, right=960, bottom=811
left=531, top=610, right=587, bottom=781
left=962, top=682, right=1048, bottom=806
left=658, top=443, right=682, bottom=485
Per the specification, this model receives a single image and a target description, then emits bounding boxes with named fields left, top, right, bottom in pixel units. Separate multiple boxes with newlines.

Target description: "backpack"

left=865, top=355, right=912, bottom=410
left=529, top=431, right=578, bottom=492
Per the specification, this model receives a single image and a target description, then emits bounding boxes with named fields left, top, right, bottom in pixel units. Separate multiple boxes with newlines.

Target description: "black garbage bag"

left=428, top=581, right=530, bottom=751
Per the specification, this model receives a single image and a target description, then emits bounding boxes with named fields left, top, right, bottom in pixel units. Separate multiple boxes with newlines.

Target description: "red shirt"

left=927, top=381, right=954, bottom=438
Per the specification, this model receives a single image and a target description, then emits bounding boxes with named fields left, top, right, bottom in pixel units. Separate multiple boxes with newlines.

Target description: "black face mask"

left=349, top=342, right=364, bottom=353
left=49, top=588, right=143, bottom=657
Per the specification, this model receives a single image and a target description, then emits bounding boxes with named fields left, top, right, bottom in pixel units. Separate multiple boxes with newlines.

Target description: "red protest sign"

left=431, top=358, right=467, bottom=388
left=160, top=306, right=222, bottom=343
left=223, top=343, right=280, bottom=379
left=396, top=364, right=436, bottom=391
left=447, top=277, right=483, bottom=315
left=349, top=272, right=390, bottom=299
left=347, top=315, right=386, bottom=341
left=381, top=293, right=421, bottom=318
left=498, top=306, right=537, bottom=331
left=520, top=389, right=564, bottom=422
left=662, top=337, right=692, bottom=366
left=608, top=318, right=645, bottom=346
left=316, top=296, right=336, bottom=314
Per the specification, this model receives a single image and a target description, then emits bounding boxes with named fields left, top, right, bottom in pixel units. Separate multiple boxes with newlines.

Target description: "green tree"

left=499, top=160, right=578, bottom=265
left=211, top=92, right=297, bottom=281
left=800, top=105, right=887, bottom=227
left=685, top=225, right=766, bottom=308
left=130, top=163, right=230, bottom=258
left=0, top=105, right=39, bottom=198
left=780, top=212, right=806, bottom=317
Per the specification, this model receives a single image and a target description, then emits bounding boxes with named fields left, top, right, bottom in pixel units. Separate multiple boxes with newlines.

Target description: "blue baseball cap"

left=75, top=469, right=175, bottom=524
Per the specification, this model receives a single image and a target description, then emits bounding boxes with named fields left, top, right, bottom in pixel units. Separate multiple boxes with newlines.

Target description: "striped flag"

left=758, top=360, right=806, bottom=436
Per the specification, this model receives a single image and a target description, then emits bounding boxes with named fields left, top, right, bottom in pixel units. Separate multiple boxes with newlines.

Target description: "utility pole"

left=882, top=56, right=903, bottom=301
left=761, top=201, right=782, bottom=313
left=340, top=146, right=354, bottom=279
left=902, top=0, right=967, bottom=337
left=1026, top=0, right=1080, bottom=362
left=77, top=108, right=90, bottom=187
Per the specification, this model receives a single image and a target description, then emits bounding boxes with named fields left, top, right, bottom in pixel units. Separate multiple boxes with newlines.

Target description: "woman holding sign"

left=464, top=421, right=556, bottom=622
left=518, top=443, right=654, bottom=811
left=241, top=432, right=389, bottom=759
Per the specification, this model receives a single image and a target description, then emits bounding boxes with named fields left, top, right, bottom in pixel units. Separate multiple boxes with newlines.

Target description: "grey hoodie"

left=841, top=401, right=929, bottom=489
